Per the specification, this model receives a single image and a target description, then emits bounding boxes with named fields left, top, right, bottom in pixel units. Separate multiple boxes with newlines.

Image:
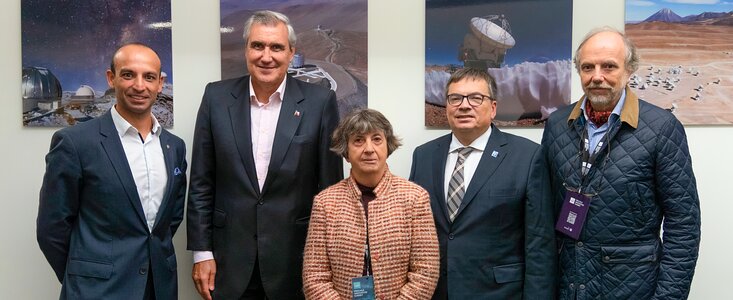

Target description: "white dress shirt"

left=193, top=76, right=287, bottom=264
left=250, top=77, right=286, bottom=190
left=444, top=126, right=492, bottom=201
left=111, top=106, right=167, bottom=232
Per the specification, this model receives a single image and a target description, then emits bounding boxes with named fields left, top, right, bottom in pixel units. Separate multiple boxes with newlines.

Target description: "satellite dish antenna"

left=470, top=15, right=515, bottom=49
left=459, top=15, right=516, bottom=69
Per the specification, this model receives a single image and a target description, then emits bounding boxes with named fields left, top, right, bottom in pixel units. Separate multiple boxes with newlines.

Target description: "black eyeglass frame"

left=445, top=93, right=494, bottom=107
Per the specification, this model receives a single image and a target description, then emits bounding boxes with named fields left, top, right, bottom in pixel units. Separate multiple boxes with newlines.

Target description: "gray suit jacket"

left=37, top=111, right=188, bottom=300
left=409, top=125, right=557, bottom=299
left=187, top=75, right=343, bottom=299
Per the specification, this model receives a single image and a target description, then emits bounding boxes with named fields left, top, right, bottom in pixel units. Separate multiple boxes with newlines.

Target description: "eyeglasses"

left=446, top=93, right=493, bottom=107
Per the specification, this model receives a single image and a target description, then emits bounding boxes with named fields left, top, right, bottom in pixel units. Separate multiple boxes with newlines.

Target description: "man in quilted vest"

left=542, top=26, right=701, bottom=299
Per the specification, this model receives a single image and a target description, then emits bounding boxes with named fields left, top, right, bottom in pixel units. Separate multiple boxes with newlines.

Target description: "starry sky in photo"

left=21, top=0, right=172, bottom=93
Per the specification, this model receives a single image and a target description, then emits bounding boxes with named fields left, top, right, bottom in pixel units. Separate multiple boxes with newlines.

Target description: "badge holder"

left=352, top=275, right=376, bottom=300
left=555, top=188, right=591, bottom=240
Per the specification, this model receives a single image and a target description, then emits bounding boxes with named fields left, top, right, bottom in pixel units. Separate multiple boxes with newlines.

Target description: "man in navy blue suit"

left=37, top=43, right=187, bottom=300
left=410, top=68, right=556, bottom=299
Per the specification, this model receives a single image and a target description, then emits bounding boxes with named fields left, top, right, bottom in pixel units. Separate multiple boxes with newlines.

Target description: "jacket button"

left=258, top=200, right=264, bottom=205
left=569, top=283, right=575, bottom=289
left=576, top=241, right=583, bottom=247
left=139, top=268, right=147, bottom=275
left=603, top=256, right=610, bottom=262
left=253, top=234, right=258, bottom=240
left=448, top=233, right=455, bottom=240
left=579, top=284, right=586, bottom=290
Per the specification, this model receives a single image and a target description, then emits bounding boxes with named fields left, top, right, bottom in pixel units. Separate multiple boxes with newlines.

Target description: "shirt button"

left=576, top=241, right=583, bottom=247
left=448, top=233, right=455, bottom=240
left=579, top=284, right=586, bottom=290
left=139, top=268, right=147, bottom=275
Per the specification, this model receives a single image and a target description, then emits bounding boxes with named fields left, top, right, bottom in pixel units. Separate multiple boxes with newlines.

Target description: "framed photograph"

left=425, top=0, right=573, bottom=127
left=626, top=0, right=733, bottom=124
left=220, top=0, right=368, bottom=118
left=21, top=0, right=173, bottom=127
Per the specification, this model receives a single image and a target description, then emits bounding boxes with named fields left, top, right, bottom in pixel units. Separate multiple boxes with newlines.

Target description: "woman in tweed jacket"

left=303, top=109, right=440, bottom=299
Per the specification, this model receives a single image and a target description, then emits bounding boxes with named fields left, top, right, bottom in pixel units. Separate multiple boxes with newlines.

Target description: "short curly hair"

left=330, top=109, right=402, bottom=159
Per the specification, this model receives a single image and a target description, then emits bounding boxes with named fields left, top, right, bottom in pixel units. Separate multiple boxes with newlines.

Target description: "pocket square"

left=174, top=167, right=182, bottom=176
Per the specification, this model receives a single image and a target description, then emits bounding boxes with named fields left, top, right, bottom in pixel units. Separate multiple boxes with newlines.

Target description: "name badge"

left=555, top=190, right=591, bottom=240
left=352, top=275, right=376, bottom=300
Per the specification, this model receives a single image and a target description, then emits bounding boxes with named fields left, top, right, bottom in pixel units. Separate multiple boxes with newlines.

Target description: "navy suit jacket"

left=409, top=125, right=557, bottom=299
left=37, top=111, right=188, bottom=300
left=186, top=75, right=343, bottom=299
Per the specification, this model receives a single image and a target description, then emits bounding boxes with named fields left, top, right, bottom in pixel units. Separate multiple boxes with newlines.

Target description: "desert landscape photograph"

left=219, top=0, right=367, bottom=118
left=626, top=0, right=733, bottom=125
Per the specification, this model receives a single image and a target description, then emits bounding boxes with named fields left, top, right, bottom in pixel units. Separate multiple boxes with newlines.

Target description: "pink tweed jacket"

left=303, top=170, right=439, bottom=300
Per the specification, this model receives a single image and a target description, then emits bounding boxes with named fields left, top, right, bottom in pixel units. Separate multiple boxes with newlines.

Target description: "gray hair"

left=445, top=67, right=499, bottom=101
left=242, top=10, right=297, bottom=49
left=573, top=26, right=639, bottom=74
left=330, top=109, right=402, bottom=159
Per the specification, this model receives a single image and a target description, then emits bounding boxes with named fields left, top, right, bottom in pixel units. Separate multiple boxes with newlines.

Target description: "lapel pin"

left=294, top=110, right=301, bottom=117
left=174, top=167, right=181, bottom=176
left=166, top=144, right=170, bottom=149
left=491, top=151, right=499, bottom=158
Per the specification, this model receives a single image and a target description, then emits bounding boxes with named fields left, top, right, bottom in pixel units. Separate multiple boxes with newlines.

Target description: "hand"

left=192, top=259, right=216, bottom=300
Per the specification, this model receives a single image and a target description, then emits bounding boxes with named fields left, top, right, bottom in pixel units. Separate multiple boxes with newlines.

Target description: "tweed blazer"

left=303, top=170, right=440, bottom=300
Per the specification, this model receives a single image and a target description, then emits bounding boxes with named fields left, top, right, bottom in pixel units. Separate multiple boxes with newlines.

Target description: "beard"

left=585, top=82, right=622, bottom=111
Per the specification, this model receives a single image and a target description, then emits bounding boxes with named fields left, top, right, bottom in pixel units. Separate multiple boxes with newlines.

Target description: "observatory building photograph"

left=20, top=0, right=174, bottom=127
left=425, top=0, right=573, bottom=127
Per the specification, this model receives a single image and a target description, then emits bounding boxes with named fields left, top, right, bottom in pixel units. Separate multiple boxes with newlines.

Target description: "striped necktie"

left=447, top=147, right=473, bottom=222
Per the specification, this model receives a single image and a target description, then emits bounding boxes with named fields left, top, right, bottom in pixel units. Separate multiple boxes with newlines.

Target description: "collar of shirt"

left=580, top=89, right=626, bottom=154
left=444, top=126, right=492, bottom=201
left=248, top=76, right=288, bottom=106
left=580, top=88, right=626, bottom=131
left=110, top=105, right=162, bottom=139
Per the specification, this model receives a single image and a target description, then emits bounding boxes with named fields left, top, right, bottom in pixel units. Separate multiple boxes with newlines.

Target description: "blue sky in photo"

left=626, top=0, right=733, bottom=22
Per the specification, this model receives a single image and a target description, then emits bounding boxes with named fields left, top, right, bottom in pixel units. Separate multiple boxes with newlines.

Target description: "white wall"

left=0, top=0, right=728, bottom=299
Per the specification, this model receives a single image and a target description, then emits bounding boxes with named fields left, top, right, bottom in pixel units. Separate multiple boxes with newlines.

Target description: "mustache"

left=586, top=82, right=613, bottom=89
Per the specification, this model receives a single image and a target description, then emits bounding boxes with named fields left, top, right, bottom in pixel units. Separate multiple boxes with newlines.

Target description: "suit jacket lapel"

left=98, top=112, right=148, bottom=229
left=261, top=76, right=303, bottom=195
left=433, top=135, right=452, bottom=224
left=153, top=130, right=174, bottom=228
left=455, top=125, right=508, bottom=219
left=228, top=78, right=261, bottom=195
